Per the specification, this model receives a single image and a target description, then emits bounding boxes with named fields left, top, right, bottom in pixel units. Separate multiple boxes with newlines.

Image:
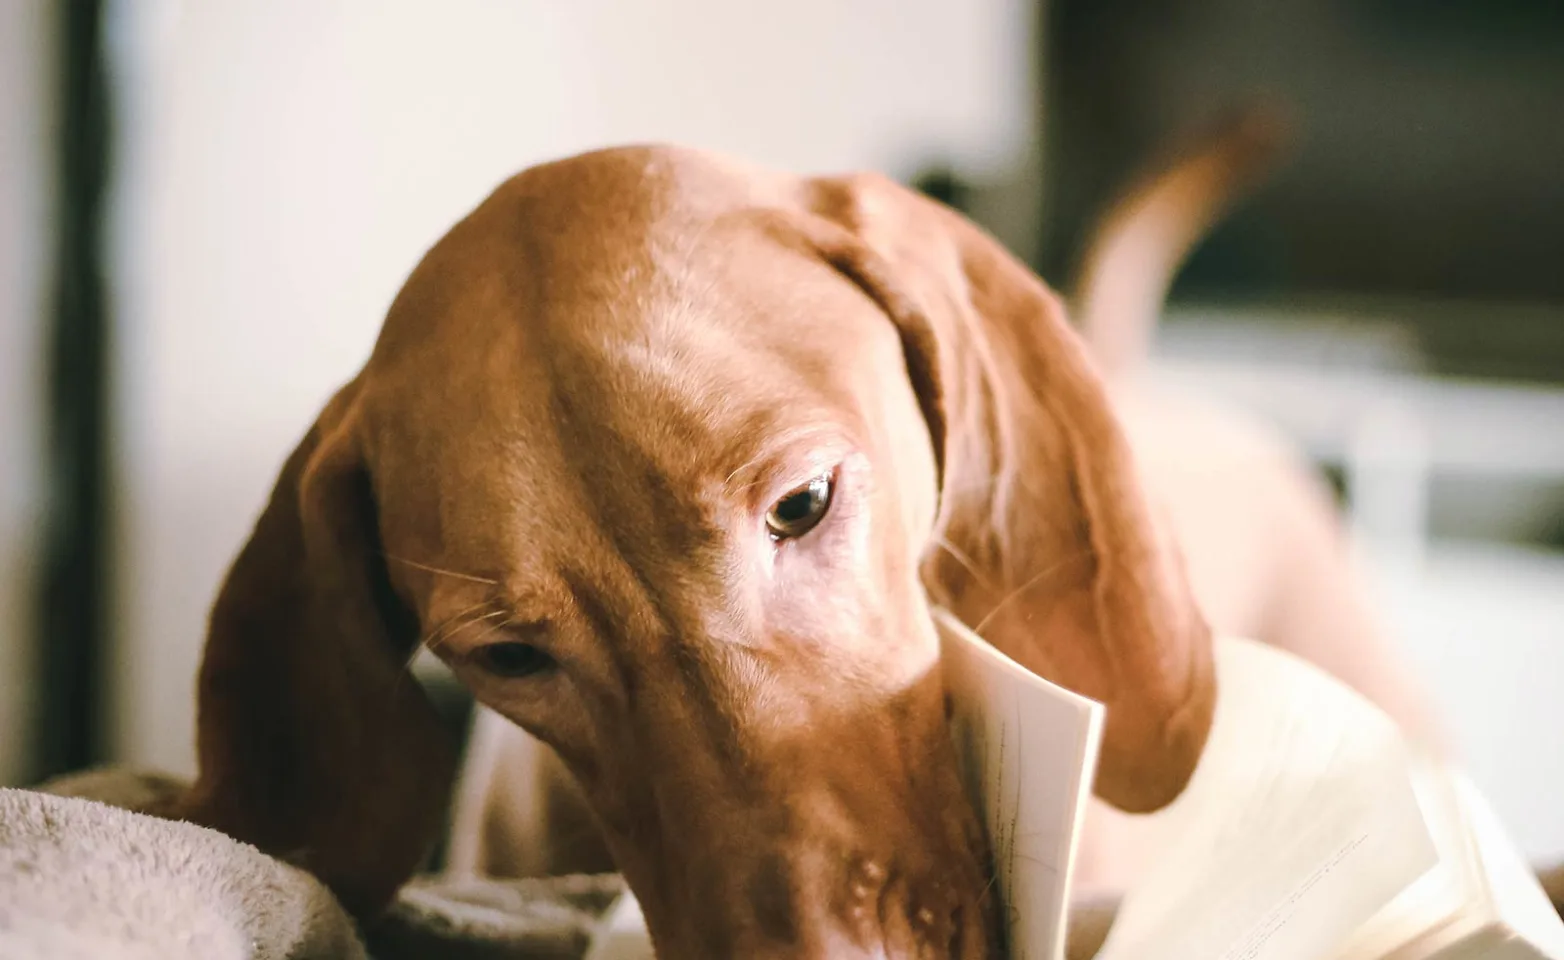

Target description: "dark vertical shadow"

left=34, top=0, right=112, bottom=781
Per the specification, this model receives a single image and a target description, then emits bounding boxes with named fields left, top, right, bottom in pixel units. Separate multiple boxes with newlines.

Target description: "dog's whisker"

left=401, top=604, right=504, bottom=675
left=424, top=608, right=510, bottom=658
left=462, top=614, right=525, bottom=650
left=388, top=607, right=509, bottom=713
left=720, top=425, right=844, bottom=493
left=722, top=449, right=774, bottom=489
left=415, top=598, right=501, bottom=653
left=979, top=869, right=1001, bottom=902
left=929, top=535, right=993, bottom=593
left=385, top=553, right=499, bottom=585
left=971, top=551, right=1095, bottom=637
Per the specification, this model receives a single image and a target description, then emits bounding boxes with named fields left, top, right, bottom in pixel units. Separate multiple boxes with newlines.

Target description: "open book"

left=935, top=609, right=1564, bottom=960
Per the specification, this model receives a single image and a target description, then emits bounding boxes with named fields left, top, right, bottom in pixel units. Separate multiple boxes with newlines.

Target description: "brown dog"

left=176, top=145, right=1218, bottom=958
left=444, top=115, right=1452, bottom=898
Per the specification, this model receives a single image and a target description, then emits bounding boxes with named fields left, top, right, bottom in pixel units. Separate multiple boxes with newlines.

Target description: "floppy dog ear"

left=177, top=377, right=458, bottom=918
left=796, top=174, right=1215, bottom=813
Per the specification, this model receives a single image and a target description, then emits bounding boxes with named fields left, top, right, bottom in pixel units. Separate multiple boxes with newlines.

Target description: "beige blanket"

left=0, top=779, right=362, bottom=959
left=0, top=769, right=623, bottom=960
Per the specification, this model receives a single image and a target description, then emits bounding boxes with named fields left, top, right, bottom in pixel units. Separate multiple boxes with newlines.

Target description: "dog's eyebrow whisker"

left=384, top=553, right=499, bottom=585
left=723, top=450, right=772, bottom=489
left=719, top=425, right=844, bottom=494
left=724, top=477, right=770, bottom=497
left=462, top=614, right=526, bottom=650
left=408, top=602, right=505, bottom=672
left=418, top=598, right=500, bottom=648
left=423, top=608, right=509, bottom=658
left=971, top=551, right=1095, bottom=637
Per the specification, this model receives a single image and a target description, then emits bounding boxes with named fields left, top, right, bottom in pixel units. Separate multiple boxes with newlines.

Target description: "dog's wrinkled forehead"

left=374, top=146, right=782, bottom=352
left=371, top=145, right=853, bottom=401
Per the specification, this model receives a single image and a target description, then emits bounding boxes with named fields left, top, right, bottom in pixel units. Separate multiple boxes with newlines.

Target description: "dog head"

left=181, top=146, right=1213, bottom=958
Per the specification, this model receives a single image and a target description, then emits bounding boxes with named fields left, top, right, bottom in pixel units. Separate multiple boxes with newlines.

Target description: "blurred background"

left=2, top=0, right=1561, bottom=862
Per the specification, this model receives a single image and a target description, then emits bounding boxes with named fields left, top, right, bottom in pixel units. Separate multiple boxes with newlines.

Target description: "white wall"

left=106, top=0, right=1035, bottom=776
left=0, top=0, right=50, bottom=785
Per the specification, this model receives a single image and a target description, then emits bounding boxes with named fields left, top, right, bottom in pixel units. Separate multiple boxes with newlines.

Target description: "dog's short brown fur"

left=178, top=145, right=1220, bottom=958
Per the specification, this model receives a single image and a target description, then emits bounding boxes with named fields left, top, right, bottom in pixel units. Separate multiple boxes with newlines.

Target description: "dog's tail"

left=1070, top=106, right=1290, bottom=376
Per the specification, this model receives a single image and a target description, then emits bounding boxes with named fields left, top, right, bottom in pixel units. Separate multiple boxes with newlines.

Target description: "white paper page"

left=934, top=607, right=1106, bottom=960
left=1095, top=636, right=1440, bottom=960
left=1334, top=753, right=1474, bottom=960
left=1453, top=775, right=1564, bottom=960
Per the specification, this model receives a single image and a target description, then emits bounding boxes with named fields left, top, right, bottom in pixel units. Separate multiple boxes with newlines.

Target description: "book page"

left=934, top=607, right=1106, bottom=960
left=1094, top=636, right=1440, bottom=960
left=1333, top=752, right=1475, bottom=960
left=1370, top=772, right=1564, bottom=960
left=1451, top=774, right=1564, bottom=960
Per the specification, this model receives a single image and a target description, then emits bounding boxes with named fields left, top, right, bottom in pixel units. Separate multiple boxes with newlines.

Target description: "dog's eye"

left=765, top=473, right=834, bottom=540
left=475, top=642, right=555, bottom=678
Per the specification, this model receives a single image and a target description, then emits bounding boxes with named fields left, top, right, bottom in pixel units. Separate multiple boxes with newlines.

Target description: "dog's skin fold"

left=178, top=144, right=1218, bottom=959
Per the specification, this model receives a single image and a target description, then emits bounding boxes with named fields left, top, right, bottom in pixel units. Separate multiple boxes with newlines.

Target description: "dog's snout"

left=835, top=856, right=972, bottom=957
left=733, top=844, right=993, bottom=959
left=604, top=653, right=1000, bottom=958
